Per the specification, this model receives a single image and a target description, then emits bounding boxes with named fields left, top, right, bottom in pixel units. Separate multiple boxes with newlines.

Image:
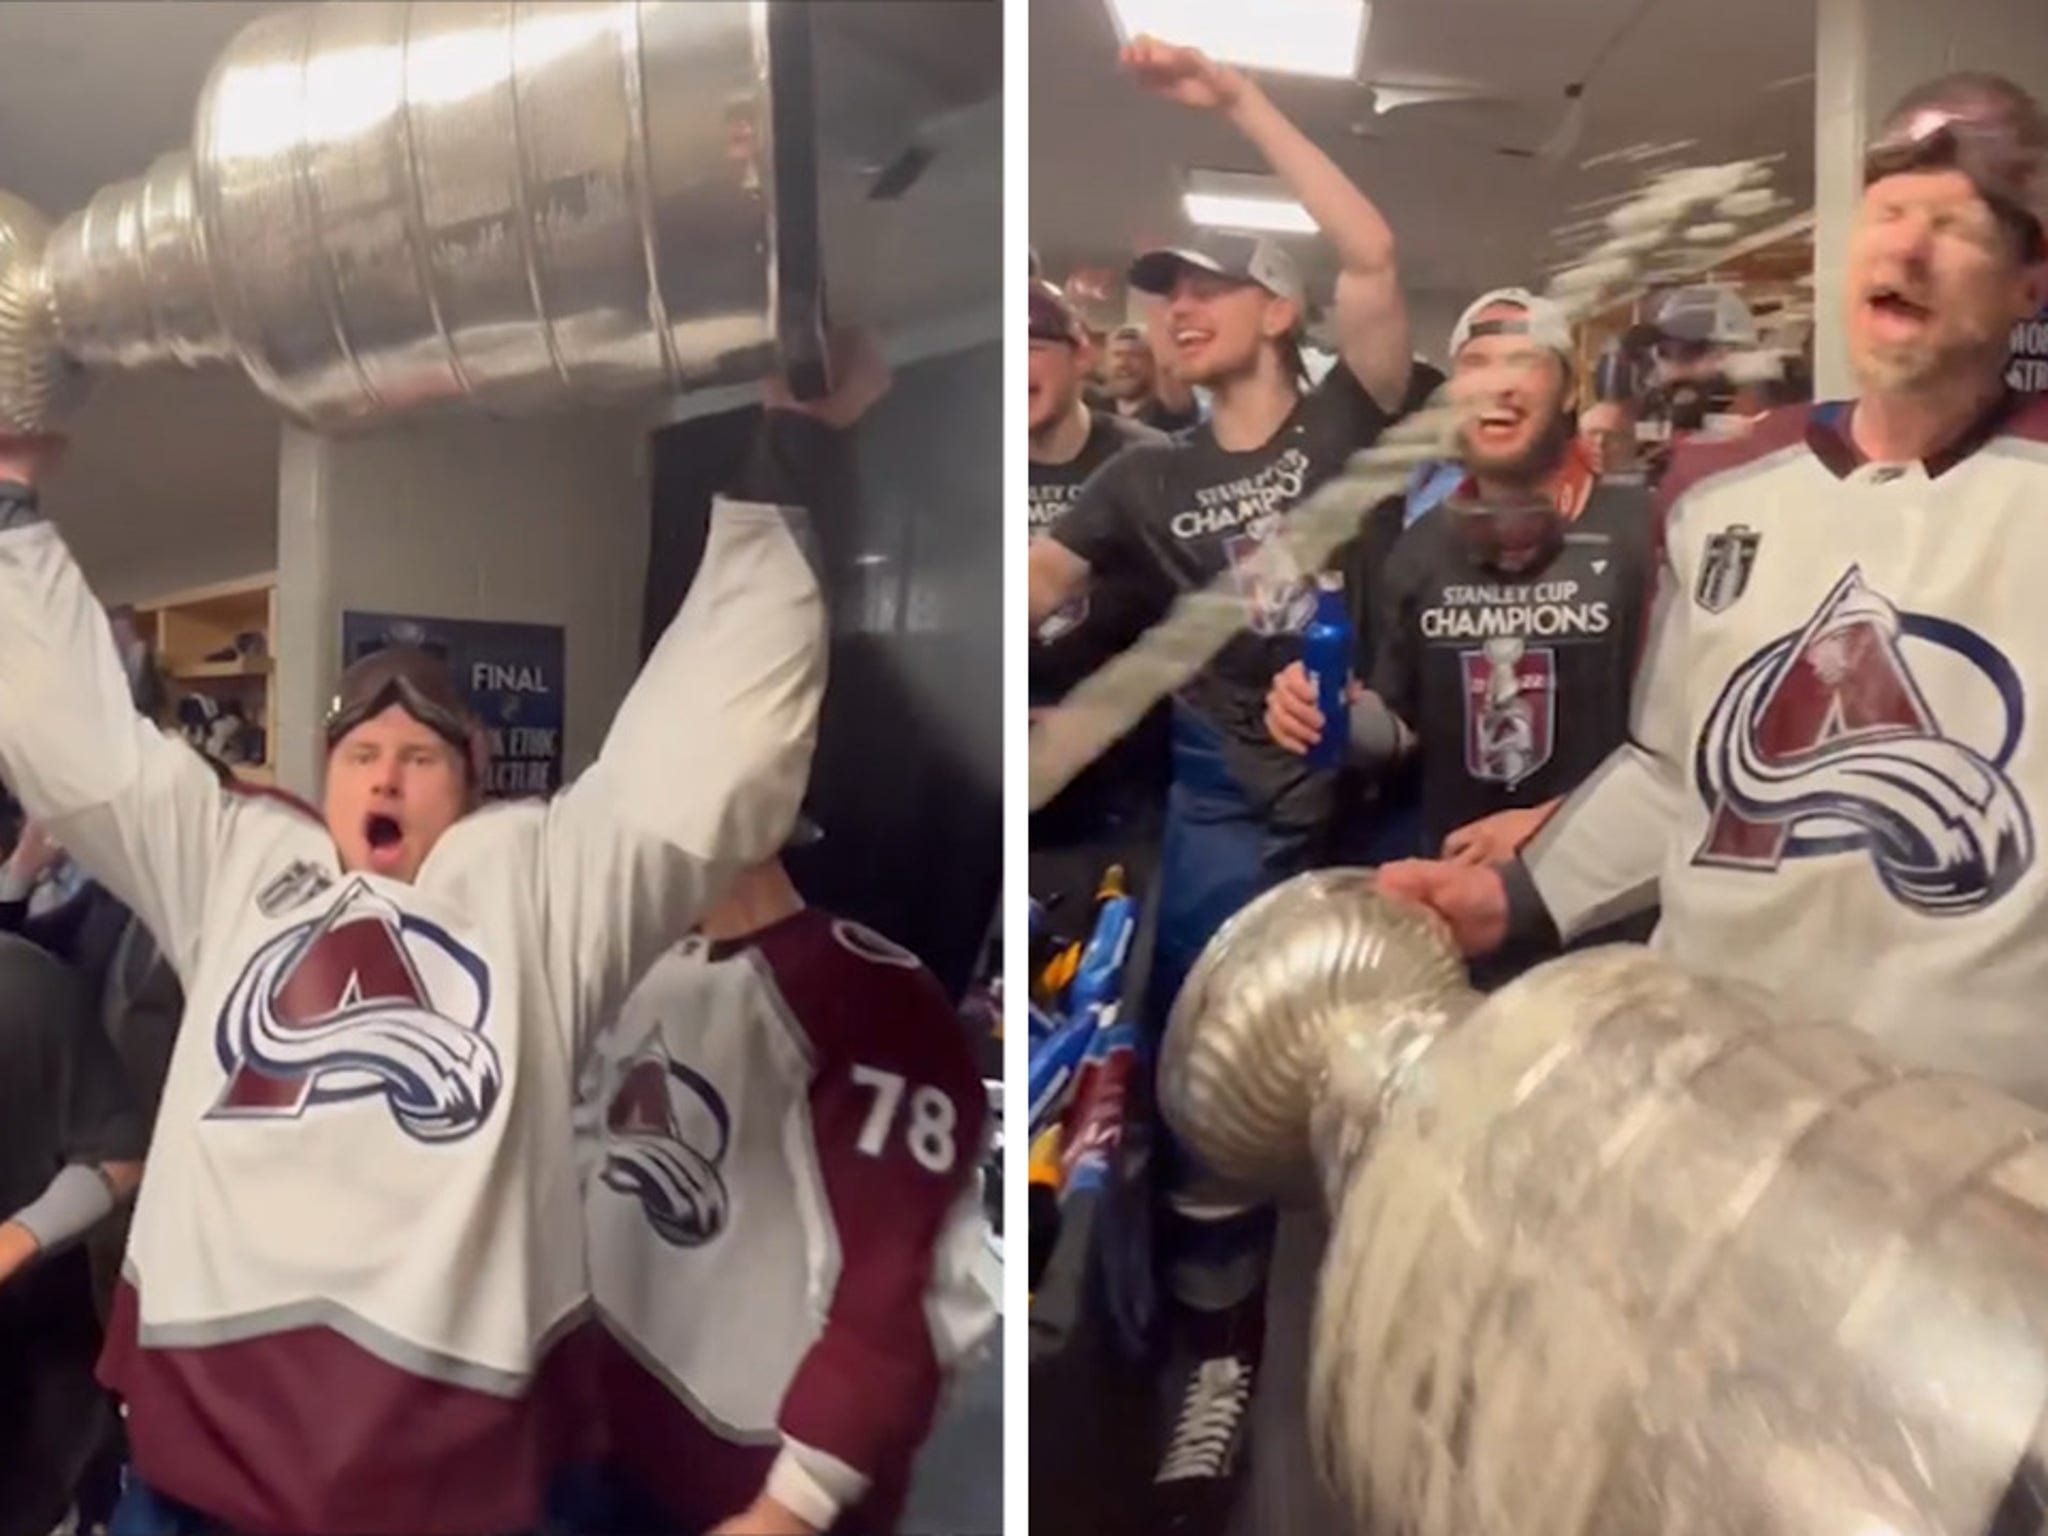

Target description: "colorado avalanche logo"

left=601, top=1051, right=732, bottom=1248
left=1223, top=527, right=1315, bottom=636
left=1462, top=637, right=1556, bottom=785
left=211, top=881, right=500, bottom=1141
left=1693, top=568, right=2034, bottom=914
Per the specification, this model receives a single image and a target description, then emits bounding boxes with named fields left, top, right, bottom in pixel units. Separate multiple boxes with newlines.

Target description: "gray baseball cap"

left=1128, top=233, right=1307, bottom=313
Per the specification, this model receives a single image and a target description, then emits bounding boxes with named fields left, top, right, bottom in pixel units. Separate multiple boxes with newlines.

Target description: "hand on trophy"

left=765, top=328, right=893, bottom=432
left=0, top=431, right=67, bottom=489
left=1375, top=858, right=1510, bottom=957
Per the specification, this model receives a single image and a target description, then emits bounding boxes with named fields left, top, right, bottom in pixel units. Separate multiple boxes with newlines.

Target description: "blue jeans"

left=1147, top=709, right=1318, bottom=1037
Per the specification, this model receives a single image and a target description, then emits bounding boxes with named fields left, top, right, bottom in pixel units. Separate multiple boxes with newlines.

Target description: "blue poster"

left=340, top=611, right=566, bottom=800
left=2010, top=305, right=2048, bottom=394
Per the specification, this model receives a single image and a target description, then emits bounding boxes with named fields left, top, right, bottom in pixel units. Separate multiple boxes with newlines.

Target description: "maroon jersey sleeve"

left=756, top=915, right=991, bottom=1497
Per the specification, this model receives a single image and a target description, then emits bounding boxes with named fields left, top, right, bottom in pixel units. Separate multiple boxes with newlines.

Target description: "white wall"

left=44, top=369, right=279, bottom=605
left=274, top=407, right=654, bottom=800
left=1815, top=0, right=2048, bottom=397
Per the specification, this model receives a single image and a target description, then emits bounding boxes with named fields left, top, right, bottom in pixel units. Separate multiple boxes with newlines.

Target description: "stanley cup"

left=1160, top=871, right=2048, bottom=1535
left=0, top=0, right=826, bottom=435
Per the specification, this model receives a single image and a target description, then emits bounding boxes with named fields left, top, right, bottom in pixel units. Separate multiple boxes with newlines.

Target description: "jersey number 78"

left=849, top=1065, right=959, bottom=1174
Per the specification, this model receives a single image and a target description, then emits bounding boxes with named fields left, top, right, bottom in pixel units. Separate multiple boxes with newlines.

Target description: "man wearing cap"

left=1025, top=35, right=1432, bottom=1528
left=554, top=836, right=991, bottom=1536
left=1266, top=291, right=1655, bottom=936
left=1382, top=72, right=2048, bottom=1105
left=1029, top=278, right=1173, bottom=871
left=0, top=337, right=881, bottom=1533
left=1026, top=36, right=1431, bottom=995
left=1104, top=323, right=1201, bottom=436
left=1644, top=282, right=1762, bottom=441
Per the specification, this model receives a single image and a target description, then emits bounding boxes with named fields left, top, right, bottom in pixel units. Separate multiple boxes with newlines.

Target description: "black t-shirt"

left=1053, top=361, right=1440, bottom=826
left=1030, top=411, right=1172, bottom=702
left=1370, top=478, right=1655, bottom=848
left=1130, top=397, right=1202, bottom=436
left=1030, top=411, right=1172, bottom=840
left=0, top=934, right=145, bottom=1532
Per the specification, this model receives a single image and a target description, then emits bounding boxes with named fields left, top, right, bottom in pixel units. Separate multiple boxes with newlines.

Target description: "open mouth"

left=1865, top=285, right=1933, bottom=330
left=1173, top=327, right=1215, bottom=361
left=1470, top=406, right=1528, bottom=447
left=364, top=812, right=405, bottom=869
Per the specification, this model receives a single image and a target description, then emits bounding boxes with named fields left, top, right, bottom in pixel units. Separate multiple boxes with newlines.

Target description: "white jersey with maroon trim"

left=572, top=908, right=992, bottom=1533
left=0, top=491, right=824, bottom=1536
left=1521, top=394, right=2048, bottom=1102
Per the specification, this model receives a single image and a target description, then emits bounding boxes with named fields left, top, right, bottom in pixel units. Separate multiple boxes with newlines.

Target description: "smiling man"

left=1381, top=72, right=2048, bottom=1105
left=1023, top=35, right=1434, bottom=1528
left=1026, top=38, right=1433, bottom=1007
left=1265, top=291, right=1654, bottom=893
left=0, top=338, right=884, bottom=1534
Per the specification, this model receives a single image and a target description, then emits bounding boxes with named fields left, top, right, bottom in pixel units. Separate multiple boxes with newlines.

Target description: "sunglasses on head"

left=1864, top=109, right=2047, bottom=259
left=325, top=674, right=472, bottom=761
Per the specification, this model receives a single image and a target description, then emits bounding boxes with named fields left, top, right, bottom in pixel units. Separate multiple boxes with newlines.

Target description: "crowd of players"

left=0, top=340, right=993, bottom=1536
left=1029, top=36, right=2048, bottom=1534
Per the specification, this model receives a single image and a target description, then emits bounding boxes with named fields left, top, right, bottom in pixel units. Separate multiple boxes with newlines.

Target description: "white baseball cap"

left=1449, top=287, right=1575, bottom=360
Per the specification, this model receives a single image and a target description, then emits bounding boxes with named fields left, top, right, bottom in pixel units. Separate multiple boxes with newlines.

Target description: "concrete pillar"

left=1815, top=0, right=2048, bottom=399
left=273, top=408, right=654, bottom=802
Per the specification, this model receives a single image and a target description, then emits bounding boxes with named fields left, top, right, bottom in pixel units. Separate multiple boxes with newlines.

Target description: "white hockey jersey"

left=0, top=484, right=824, bottom=1535
left=566, top=908, right=993, bottom=1533
left=1517, top=393, right=2048, bottom=1103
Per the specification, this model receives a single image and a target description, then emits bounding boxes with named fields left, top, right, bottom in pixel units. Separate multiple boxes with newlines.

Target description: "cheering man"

left=0, top=337, right=887, bottom=1535
left=1383, top=73, right=2048, bottom=1106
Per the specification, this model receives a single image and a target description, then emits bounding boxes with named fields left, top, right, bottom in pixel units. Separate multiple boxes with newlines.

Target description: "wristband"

left=11, top=1162, right=116, bottom=1256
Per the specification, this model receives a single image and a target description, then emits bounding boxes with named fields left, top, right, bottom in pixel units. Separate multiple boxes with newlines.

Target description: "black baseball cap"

left=1028, top=279, right=1085, bottom=345
left=1128, top=232, right=1306, bottom=312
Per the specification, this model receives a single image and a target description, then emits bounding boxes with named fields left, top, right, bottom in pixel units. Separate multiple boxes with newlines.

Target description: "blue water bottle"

left=1302, top=571, right=1352, bottom=770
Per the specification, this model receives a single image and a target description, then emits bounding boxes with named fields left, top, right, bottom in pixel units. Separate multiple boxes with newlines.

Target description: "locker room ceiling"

left=0, top=0, right=1002, bottom=596
left=1030, top=0, right=1817, bottom=321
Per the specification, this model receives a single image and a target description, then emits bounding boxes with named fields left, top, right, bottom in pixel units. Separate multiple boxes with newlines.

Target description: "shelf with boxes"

left=130, top=572, right=278, bottom=787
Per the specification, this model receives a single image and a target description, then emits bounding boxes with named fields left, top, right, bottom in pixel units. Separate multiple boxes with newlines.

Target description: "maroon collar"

left=1806, top=389, right=2024, bottom=480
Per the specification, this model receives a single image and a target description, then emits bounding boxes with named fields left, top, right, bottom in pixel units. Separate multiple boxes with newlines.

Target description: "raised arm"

left=0, top=439, right=234, bottom=977
left=536, top=341, right=889, bottom=1038
left=1124, top=38, right=1412, bottom=412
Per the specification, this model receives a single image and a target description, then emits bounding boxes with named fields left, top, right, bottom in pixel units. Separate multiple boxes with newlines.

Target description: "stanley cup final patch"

left=1695, top=524, right=1761, bottom=614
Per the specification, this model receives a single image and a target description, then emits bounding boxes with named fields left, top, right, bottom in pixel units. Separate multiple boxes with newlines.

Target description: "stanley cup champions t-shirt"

left=1370, top=477, right=1655, bottom=847
left=1030, top=411, right=1173, bottom=840
left=1029, top=410, right=1171, bottom=704
left=1051, top=363, right=1441, bottom=826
